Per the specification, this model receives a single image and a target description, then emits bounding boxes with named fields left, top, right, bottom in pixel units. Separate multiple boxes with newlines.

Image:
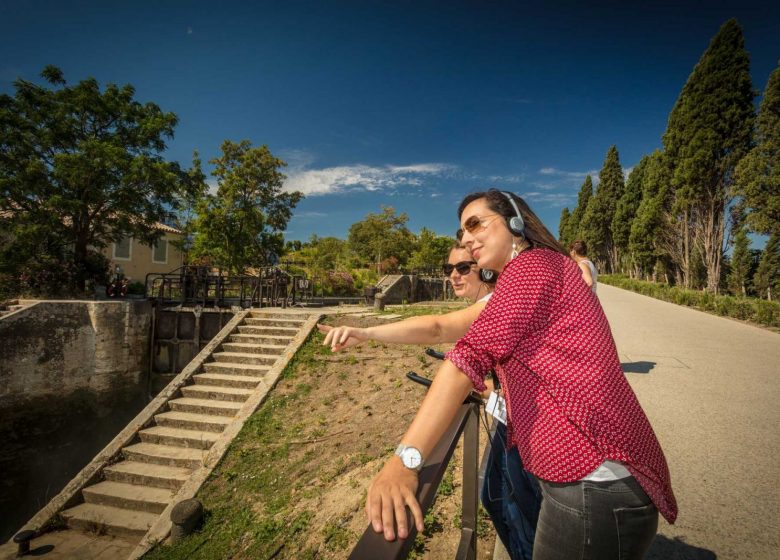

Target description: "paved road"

left=598, top=284, right=780, bottom=560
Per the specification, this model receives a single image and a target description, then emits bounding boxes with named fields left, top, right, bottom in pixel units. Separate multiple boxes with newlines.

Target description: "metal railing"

left=349, top=394, right=481, bottom=559
left=144, top=265, right=309, bottom=308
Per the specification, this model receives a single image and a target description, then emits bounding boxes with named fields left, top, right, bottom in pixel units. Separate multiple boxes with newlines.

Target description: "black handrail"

left=349, top=399, right=480, bottom=560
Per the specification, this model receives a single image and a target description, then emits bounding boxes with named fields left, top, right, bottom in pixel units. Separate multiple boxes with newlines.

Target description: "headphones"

left=480, top=268, right=498, bottom=283
left=500, top=191, right=525, bottom=237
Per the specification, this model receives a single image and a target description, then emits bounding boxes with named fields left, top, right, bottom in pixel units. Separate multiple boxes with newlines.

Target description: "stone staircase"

left=0, top=300, right=26, bottom=318
left=51, top=311, right=311, bottom=550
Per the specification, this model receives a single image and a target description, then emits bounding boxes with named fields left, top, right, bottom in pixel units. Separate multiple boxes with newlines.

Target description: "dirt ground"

left=146, top=307, right=497, bottom=560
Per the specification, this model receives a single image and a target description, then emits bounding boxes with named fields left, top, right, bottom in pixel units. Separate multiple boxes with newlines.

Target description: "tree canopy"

left=189, top=140, right=303, bottom=273
left=0, top=66, right=197, bottom=292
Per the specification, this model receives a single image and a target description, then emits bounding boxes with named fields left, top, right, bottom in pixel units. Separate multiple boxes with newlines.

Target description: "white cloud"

left=538, top=167, right=599, bottom=180
left=521, top=192, right=575, bottom=206
left=206, top=179, right=219, bottom=195
left=283, top=162, right=454, bottom=196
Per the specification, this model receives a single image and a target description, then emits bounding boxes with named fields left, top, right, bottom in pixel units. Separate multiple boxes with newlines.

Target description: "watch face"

left=401, top=447, right=422, bottom=469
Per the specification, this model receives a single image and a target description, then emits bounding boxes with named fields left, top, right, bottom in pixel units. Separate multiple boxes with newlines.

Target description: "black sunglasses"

left=443, top=260, right=477, bottom=276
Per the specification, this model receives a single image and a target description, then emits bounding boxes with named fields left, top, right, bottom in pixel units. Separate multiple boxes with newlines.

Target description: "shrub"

left=600, top=274, right=780, bottom=329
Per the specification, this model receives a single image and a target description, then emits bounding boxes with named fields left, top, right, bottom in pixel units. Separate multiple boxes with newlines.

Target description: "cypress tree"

left=565, top=176, right=593, bottom=243
left=559, top=207, right=571, bottom=245
left=727, top=226, right=752, bottom=296
left=735, top=60, right=780, bottom=237
left=754, top=234, right=780, bottom=300
left=662, top=19, right=755, bottom=292
left=629, top=151, right=671, bottom=279
left=613, top=155, right=650, bottom=273
left=581, top=145, right=625, bottom=272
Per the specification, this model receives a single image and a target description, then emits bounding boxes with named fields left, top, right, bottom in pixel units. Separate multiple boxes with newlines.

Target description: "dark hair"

left=569, top=239, right=588, bottom=256
left=457, top=189, right=568, bottom=256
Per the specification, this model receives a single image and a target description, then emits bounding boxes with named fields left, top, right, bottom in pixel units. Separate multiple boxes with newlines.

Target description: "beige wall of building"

left=103, top=233, right=184, bottom=283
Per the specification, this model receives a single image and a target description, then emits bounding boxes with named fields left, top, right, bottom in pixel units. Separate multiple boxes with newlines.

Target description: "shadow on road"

left=621, top=361, right=656, bottom=374
left=647, top=535, right=717, bottom=559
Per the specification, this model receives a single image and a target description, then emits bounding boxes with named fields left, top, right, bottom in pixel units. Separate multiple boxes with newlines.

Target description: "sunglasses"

left=462, top=214, right=501, bottom=234
left=443, top=261, right=477, bottom=276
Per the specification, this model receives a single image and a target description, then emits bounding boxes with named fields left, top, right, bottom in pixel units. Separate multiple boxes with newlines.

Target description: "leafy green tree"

left=662, top=19, right=755, bottom=292
left=190, top=140, right=303, bottom=273
left=581, top=145, right=625, bottom=271
left=727, top=226, right=752, bottom=296
left=558, top=208, right=571, bottom=245
left=754, top=234, right=780, bottom=300
left=347, top=206, right=414, bottom=272
left=408, top=228, right=453, bottom=271
left=613, top=155, right=649, bottom=272
left=735, top=60, right=780, bottom=237
left=564, top=176, right=593, bottom=244
left=0, top=66, right=197, bottom=291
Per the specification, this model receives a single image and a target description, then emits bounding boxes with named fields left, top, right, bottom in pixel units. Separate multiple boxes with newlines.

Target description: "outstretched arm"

left=318, top=301, right=486, bottom=351
left=366, top=360, right=473, bottom=541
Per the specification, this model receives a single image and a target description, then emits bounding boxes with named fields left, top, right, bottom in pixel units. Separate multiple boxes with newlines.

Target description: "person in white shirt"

left=569, top=239, right=598, bottom=293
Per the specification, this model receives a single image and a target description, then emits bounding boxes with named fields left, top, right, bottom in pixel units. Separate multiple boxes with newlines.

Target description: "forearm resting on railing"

left=366, top=361, right=474, bottom=541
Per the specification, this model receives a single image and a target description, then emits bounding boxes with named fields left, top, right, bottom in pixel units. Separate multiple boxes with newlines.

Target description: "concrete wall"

left=381, top=275, right=451, bottom=304
left=0, top=300, right=152, bottom=541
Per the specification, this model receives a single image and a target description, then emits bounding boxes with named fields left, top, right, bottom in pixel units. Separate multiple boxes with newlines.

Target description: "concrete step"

left=192, top=372, right=266, bottom=389
left=212, top=351, right=278, bottom=365
left=181, top=384, right=254, bottom=402
left=229, top=333, right=294, bottom=346
left=244, top=317, right=306, bottom=328
left=168, top=397, right=242, bottom=417
left=154, top=410, right=231, bottom=432
left=221, top=342, right=287, bottom=355
left=123, top=442, right=207, bottom=469
left=103, top=461, right=191, bottom=490
left=237, top=325, right=299, bottom=336
left=61, top=502, right=158, bottom=539
left=82, top=481, right=174, bottom=514
left=139, top=425, right=219, bottom=450
left=202, top=361, right=271, bottom=376
left=249, top=311, right=314, bottom=319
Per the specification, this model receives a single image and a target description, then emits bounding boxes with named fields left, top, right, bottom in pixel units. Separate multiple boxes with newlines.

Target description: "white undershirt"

left=478, top=292, right=493, bottom=303
left=581, top=460, right=632, bottom=481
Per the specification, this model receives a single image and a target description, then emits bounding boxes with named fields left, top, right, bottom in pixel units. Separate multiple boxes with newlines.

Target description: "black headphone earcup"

left=508, top=216, right=525, bottom=236
left=480, top=269, right=498, bottom=283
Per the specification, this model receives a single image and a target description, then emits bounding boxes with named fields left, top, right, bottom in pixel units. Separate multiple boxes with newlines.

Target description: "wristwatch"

left=395, top=444, right=424, bottom=473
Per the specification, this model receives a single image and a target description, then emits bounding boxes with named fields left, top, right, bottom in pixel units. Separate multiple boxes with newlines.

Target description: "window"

left=153, top=238, right=168, bottom=264
left=113, top=237, right=131, bottom=260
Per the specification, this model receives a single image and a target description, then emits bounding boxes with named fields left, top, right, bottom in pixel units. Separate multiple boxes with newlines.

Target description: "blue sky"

left=2, top=1, right=779, bottom=243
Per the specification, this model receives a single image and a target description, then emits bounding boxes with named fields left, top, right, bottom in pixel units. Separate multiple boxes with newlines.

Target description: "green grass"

left=600, top=274, right=780, bottom=330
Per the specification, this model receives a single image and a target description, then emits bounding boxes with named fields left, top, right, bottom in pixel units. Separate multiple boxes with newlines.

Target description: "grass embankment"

left=144, top=310, right=493, bottom=560
left=600, top=274, right=780, bottom=329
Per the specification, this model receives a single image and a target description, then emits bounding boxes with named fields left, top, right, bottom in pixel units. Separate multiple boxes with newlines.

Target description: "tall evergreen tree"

left=754, top=234, right=780, bottom=300
left=735, top=60, right=780, bottom=237
left=629, top=151, right=671, bottom=279
left=727, top=226, right=752, bottom=296
left=613, top=155, right=650, bottom=272
left=580, top=145, right=625, bottom=272
left=558, top=207, right=571, bottom=245
left=565, top=176, right=593, bottom=243
left=662, top=19, right=755, bottom=292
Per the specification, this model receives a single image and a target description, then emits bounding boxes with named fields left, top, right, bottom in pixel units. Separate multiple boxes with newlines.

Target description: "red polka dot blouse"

left=446, top=248, right=678, bottom=523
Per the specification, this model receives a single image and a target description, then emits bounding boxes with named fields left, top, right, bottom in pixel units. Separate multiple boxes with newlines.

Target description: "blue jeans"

left=481, top=423, right=542, bottom=560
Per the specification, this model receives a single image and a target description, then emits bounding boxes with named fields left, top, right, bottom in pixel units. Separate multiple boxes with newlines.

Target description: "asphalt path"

left=598, top=283, right=780, bottom=560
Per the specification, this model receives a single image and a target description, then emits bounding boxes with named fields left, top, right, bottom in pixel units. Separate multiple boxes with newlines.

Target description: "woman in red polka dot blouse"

left=366, top=189, right=677, bottom=559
